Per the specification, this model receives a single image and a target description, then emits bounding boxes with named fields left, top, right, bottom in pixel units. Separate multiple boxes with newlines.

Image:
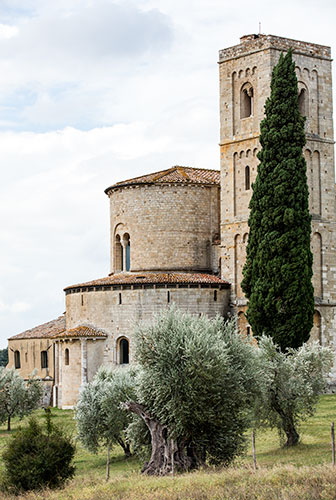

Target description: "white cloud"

left=0, top=23, right=19, bottom=39
left=0, top=299, right=31, bottom=314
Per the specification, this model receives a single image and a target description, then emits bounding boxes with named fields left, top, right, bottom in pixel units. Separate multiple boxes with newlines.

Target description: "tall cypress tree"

left=241, top=49, right=314, bottom=351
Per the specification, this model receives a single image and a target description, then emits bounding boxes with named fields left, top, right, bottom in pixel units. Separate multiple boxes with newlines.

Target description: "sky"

left=0, top=0, right=335, bottom=348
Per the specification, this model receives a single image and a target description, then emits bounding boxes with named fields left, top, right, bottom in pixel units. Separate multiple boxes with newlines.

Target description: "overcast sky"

left=0, top=0, right=335, bottom=348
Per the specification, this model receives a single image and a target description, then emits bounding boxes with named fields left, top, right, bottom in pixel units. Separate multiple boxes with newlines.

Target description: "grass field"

left=0, top=394, right=335, bottom=499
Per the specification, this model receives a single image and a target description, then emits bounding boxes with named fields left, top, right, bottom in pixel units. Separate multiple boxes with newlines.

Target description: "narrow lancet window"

left=65, top=348, right=69, bottom=366
left=245, top=166, right=250, bottom=190
left=119, top=338, right=129, bottom=364
left=298, top=88, right=307, bottom=116
left=41, top=351, right=48, bottom=369
left=14, top=350, right=21, bottom=369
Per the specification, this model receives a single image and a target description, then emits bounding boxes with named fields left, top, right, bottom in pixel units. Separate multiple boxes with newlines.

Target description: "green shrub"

left=2, top=410, right=75, bottom=492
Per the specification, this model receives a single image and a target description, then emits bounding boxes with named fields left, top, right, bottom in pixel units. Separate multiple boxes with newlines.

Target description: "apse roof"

left=64, top=272, right=230, bottom=291
left=105, top=166, right=220, bottom=194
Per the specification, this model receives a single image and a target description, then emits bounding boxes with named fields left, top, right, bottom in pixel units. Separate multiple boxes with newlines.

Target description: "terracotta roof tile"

left=55, top=325, right=108, bottom=339
left=105, top=166, right=220, bottom=193
left=65, top=272, right=230, bottom=291
left=8, top=315, right=66, bottom=340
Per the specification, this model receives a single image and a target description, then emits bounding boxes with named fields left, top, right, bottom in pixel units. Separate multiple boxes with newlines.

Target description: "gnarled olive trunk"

left=270, top=388, right=300, bottom=446
left=281, top=415, right=300, bottom=446
left=117, top=437, right=132, bottom=458
left=123, top=401, right=195, bottom=475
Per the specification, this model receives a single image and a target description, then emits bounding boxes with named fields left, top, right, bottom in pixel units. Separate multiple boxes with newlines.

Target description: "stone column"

left=58, top=341, right=62, bottom=408
left=80, top=339, right=88, bottom=388
left=53, top=342, right=58, bottom=407
left=122, top=242, right=127, bottom=272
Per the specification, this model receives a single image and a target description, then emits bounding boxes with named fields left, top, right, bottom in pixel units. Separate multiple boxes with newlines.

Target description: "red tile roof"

left=8, top=315, right=66, bottom=340
left=55, top=325, right=108, bottom=339
left=64, top=272, right=229, bottom=291
left=105, top=166, right=220, bottom=194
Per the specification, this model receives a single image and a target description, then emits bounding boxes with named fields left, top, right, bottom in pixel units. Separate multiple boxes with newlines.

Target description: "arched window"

left=41, top=351, right=48, bottom=369
left=65, top=348, right=69, bottom=366
left=123, top=233, right=130, bottom=272
left=240, top=83, right=253, bottom=118
left=245, top=166, right=250, bottom=190
left=311, top=310, right=322, bottom=344
left=298, top=83, right=309, bottom=117
left=119, top=338, right=129, bottom=364
left=14, top=350, right=21, bottom=369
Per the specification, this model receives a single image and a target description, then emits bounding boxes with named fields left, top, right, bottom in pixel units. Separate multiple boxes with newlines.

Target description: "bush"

left=2, top=410, right=75, bottom=492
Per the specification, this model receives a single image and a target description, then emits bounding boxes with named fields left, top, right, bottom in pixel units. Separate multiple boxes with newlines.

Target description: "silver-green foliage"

left=254, top=336, right=333, bottom=445
left=0, top=367, right=43, bottom=430
left=76, top=366, right=137, bottom=455
left=135, top=309, right=260, bottom=465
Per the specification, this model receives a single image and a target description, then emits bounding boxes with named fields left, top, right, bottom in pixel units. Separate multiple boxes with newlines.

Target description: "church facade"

left=8, top=34, right=336, bottom=408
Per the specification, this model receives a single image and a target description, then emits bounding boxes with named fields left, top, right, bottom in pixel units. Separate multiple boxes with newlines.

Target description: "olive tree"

left=254, top=336, right=333, bottom=446
left=76, top=366, right=137, bottom=480
left=123, top=309, right=260, bottom=475
left=0, top=367, right=43, bottom=431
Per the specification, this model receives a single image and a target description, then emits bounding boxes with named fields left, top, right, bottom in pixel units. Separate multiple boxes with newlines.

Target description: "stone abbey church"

left=8, top=34, right=336, bottom=408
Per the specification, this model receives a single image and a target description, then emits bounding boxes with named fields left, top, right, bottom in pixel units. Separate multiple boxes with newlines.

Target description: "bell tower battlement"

left=219, top=34, right=336, bottom=352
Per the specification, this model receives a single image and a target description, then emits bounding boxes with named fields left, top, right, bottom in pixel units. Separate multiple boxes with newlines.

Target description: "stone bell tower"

left=219, top=34, right=336, bottom=356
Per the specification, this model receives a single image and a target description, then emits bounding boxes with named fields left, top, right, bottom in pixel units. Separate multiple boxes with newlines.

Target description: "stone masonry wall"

left=108, top=184, right=220, bottom=273
left=55, top=338, right=105, bottom=408
left=66, top=285, right=230, bottom=363
left=7, top=338, right=54, bottom=381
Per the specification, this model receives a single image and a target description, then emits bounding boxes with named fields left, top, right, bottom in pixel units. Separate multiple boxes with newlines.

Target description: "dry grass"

left=2, top=465, right=336, bottom=500
left=0, top=395, right=335, bottom=499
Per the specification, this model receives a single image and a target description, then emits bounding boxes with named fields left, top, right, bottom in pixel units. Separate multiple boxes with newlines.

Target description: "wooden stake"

left=332, top=422, right=335, bottom=466
left=106, top=444, right=110, bottom=481
left=252, top=431, right=257, bottom=470
left=171, top=439, right=174, bottom=476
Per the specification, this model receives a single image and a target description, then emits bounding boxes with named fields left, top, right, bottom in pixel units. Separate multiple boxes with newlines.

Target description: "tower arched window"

left=14, top=350, right=21, bottom=369
left=65, top=348, right=69, bottom=366
left=119, top=338, right=129, bottom=364
left=245, top=166, right=250, bottom=190
left=240, top=83, right=253, bottom=118
left=298, top=83, right=309, bottom=117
